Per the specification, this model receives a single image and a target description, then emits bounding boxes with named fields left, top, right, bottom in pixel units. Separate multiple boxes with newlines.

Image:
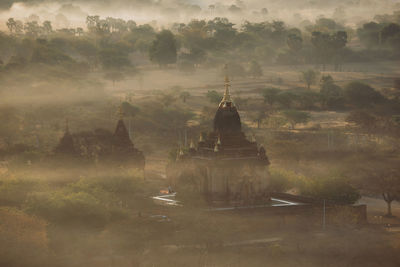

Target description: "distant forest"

left=0, top=11, right=399, bottom=75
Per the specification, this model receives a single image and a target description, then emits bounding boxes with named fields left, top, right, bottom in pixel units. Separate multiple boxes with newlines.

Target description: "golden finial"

left=65, top=118, right=69, bottom=133
left=190, top=139, right=195, bottom=149
left=221, top=64, right=232, bottom=104
left=217, top=136, right=221, bottom=145
left=214, top=143, right=219, bottom=152
left=118, top=99, right=124, bottom=119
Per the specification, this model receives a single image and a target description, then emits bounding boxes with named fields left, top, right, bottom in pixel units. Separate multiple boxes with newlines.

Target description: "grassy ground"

left=1, top=60, right=400, bottom=266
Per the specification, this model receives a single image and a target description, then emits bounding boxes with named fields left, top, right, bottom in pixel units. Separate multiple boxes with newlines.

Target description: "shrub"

left=344, top=81, right=385, bottom=108
left=300, top=175, right=361, bottom=204
left=0, top=178, right=42, bottom=206
left=268, top=168, right=292, bottom=192
left=24, top=173, right=147, bottom=227
left=206, top=90, right=223, bottom=104
left=26, top=190, right=112, bottom=227
left=0, top=208, right=48, bottom=267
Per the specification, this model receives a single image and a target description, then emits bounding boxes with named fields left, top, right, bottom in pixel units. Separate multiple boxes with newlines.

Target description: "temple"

left=54, top=105, right=145, bottom=170
left=168, top=71, right=270, bottom=202
left=54, top=119, right=76, bottom=155
left=109, top=106, right=145, bottom=169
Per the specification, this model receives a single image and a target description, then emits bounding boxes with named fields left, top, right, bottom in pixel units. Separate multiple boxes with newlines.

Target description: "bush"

left=268, top=167, right=292, bottom=192
left=26, top=190, right=113, bottom=227
left=344, top=81, right=385, bottom=108
left=300, top=176, right=361, bottom=204
left=0, top=208, right=48, bottom=267
left=24, top=174, right=145, bottom=227
left=206, top=90, right=223, bottom=104
left=0, top=178, right=42, bottom=206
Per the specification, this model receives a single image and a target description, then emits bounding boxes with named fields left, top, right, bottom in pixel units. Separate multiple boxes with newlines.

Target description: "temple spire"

left=65, top=118, right=70, bottom=133
left=118, top=100, right=124, bottom=120
left=214, top=143, right=219, bottom=152
left=220, top=64, right=234, bottom=107
left=223, top=75, right=231, bottom=101
left=190, top=139, right=195, bottom=149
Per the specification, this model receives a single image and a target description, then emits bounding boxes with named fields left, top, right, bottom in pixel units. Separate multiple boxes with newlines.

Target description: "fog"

left=1, top=0, right=400, bottom=30
left=0, top=0, right=400, bottom=266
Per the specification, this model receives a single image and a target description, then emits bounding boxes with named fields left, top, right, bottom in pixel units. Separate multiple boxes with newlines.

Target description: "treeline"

left=222, top=71, right=400, bottom=137
left=1, top=13, right=400, bottom=75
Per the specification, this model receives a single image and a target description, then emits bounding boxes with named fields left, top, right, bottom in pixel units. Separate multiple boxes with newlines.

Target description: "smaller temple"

left=109, top=106, right=145, bottom=169
left=54, top=119, right=76, bottom=155
left=54, top=105, right=145, bottom=170
left=168, top=70, right=270, bottom=203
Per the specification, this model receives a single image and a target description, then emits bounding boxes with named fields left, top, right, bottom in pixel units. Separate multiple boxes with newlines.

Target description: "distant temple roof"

left=54, top=105, right=145, bottom=169
left=54, top=119, right=76, bottom=154
left=113, top=118, right=134, bottom=149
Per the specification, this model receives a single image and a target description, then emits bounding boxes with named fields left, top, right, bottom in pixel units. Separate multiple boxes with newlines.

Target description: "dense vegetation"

left=0, top=7, right=400, bottom=267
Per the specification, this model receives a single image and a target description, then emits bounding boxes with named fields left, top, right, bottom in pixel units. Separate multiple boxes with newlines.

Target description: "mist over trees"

left=0, top=3, right=400, bottom=266
left=0, top=9, right=399, bottom=77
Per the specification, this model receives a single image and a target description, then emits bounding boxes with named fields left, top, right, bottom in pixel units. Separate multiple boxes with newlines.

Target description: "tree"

left=381, top=23, right=400, bottom=49
left=282, top=110, right=310, bottom=129
left=104, top=71, right=125, bottom=89
left=99, top=48, right=130, bottom=70
left=24, top=21, right=41, bottom=38
left=344, top=82, right=385, bottom=108
left=346, top=110, right=377, bottom=134
left=86, top=15, right=100, bottom=32
left=248, top=60, right=263, bottom=78
left=287, top=33, right=303, bottom=54
left=250, top=110, right=268, bottom=129
left=72, top=39, right=98, bottom=66
left=160, top=94, right=177, bottom=107
left=331, top=31, right=348, bottom=71
left=206, top=90, right=222, bottom=104
left=76, top=27, right=84, bottom=36
left=149, top=30, right=177, bottom=67
left=320, top=75, right=344, bottom=109
left=261, top=87, right=281, bottom=107
left=311, top=30, right=347, bottom=71
left=311, top=31, right=330, bottom=70
left=225, top=62, right=246, bottom=79
left=179, top=91, right=191, bottom=103
left=296, top=90, right=320, bottom=110
left=42, top=21, right=52, bottom=35
left=179, top=47, right=206, bottom=67
left=301, top=69, right=319, bottom=90
left=6, top=18, right=16, bottom=33
left=276, top=91, right=296, bottom=109
left=357, top=22, right=383, bottom=48
left=366, top=168, right=400, bottom=217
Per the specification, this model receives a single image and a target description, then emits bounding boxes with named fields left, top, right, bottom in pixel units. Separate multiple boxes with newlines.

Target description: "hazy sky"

left=0, top=0, right=399, bottom=30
